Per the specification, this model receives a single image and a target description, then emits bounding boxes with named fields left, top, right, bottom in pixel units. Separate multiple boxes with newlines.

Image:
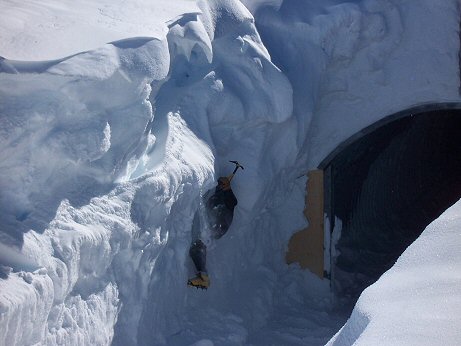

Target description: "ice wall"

left=0, top=37, right=172, bottom=345
left=0, top=0, right=300, bottom=344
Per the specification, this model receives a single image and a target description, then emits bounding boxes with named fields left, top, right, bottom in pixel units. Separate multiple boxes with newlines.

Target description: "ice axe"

left=228, top=160, right=244, bottom=182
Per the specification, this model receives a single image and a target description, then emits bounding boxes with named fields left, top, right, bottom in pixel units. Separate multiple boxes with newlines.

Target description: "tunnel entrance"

left=322, top=105, right=461, bottom=299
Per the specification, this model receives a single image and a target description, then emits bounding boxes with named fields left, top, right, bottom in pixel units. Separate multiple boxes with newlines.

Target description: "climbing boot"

left=187, top=272, right=210, bottom=290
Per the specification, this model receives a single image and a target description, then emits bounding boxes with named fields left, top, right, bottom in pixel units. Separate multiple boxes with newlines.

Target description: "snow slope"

left=0, top=0, right=199, bottom=60
left=1, top=0, right=461, bottom=345
left=327, top=199, right=461, bottom=346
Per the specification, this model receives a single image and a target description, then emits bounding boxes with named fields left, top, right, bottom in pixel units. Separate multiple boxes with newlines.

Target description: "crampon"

left=187, top=272, right=210, bottom=290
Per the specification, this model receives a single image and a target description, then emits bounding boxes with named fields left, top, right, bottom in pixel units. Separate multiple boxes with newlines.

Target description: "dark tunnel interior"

left=327, top=108, right=461, bottom=299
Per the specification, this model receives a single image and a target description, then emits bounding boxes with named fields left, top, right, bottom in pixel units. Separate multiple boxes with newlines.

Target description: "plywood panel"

left=286, top=170, right=324, bottom=278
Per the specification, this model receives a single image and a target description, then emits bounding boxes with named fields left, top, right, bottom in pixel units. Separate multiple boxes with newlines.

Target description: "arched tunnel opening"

left=323, top=106, right=461, bottom=299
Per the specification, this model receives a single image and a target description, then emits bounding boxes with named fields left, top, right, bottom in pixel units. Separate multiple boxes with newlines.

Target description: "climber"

left=187, top=161, right=243, bottom=289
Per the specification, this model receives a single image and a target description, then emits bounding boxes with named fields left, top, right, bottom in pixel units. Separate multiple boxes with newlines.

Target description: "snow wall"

left=251, top=0, right=461, bottom=168
left=1, top=0, right=461, bottom=345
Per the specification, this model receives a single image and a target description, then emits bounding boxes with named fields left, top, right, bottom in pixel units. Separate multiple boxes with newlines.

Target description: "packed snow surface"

left=328, top=199, right=461, bottom=346
left=0, top=0, right=199, bottom=60
left=1, top=0, right=461, bottom=345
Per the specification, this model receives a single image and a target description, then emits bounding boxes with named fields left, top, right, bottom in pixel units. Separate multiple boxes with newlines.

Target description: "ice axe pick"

left=228, top=160, right=244, bottom=181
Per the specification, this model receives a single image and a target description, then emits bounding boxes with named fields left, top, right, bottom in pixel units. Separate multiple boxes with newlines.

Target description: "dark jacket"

left=206, top=185, right=237, bottom=239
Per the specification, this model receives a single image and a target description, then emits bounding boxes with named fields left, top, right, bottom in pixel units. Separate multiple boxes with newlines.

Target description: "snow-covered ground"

left=0, top=0, right=199, bottom=60
left=1, top=0, right=461, bottom=345
left=328, top=199, right=461, bottom=346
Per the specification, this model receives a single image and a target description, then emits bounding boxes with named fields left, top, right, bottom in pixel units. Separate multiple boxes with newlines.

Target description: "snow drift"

left=327, top=199, right=461, bottom=346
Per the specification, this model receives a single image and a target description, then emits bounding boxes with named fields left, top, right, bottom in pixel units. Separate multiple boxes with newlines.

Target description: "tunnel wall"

left=326, top=108, right=461, bottom=297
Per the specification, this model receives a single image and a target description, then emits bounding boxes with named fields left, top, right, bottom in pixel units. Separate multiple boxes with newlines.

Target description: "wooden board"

left=286, top=170, right=324, bottom=278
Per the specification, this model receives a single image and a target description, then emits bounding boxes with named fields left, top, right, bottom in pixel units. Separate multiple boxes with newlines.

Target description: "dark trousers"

left=189, top=239, right=207, bottom=273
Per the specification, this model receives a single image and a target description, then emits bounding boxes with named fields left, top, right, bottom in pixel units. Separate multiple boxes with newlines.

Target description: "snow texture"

left=0, top=0, right=461, bottom=345
left=327, top=199, right=461, bottom=346
left=0, top=0, right=199, bottom=60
